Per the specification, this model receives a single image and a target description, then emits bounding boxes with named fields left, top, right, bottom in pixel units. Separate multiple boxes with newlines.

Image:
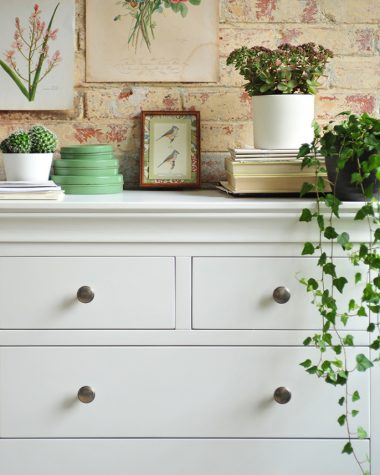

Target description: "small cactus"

left=2, top=130, right=31, bottom=153
left=29, top=125, right=58, bottom=153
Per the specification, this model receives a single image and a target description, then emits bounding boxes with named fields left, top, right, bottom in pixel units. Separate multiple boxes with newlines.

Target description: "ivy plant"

left=297, top=113, right=380, bottom=475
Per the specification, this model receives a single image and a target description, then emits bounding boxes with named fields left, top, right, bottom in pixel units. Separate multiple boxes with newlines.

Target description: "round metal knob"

left=273, top=386, right=292, bottom=404
left=77, top=286, right=94, bottom=304
left=78, top=386, right=95, bottom=404
left=273, top=286, right=291, bottom=304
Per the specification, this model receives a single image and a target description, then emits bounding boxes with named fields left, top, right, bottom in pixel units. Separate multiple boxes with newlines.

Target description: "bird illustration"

left=157, top=150, right=180, bottom=170
left=156, top=125, right=179, bottom=143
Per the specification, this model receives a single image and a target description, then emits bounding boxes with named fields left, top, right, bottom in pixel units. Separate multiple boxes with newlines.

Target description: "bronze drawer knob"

left=77, top=286, right=95, bottom=303
left=273, top=286, right=291, bottom=304
left=78, top=386, right=96, bottom=404
left=273, top=386, right=292, bottom=404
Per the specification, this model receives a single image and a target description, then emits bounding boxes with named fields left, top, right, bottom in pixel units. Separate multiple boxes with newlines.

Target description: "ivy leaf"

left=306, top=365, right=318, bottom=374
left=337, top=414, right=346, bottom=426
left=323, top=262, right=336, bottom=277
left=357, top=426, right=368, bottom=439
left=343, top=334, right=354, bottom=346
left=324, top=226, right=339, bottom=240
left=303, top=336, right=312, bottom=346
left=333, top=276, right=348, bottom=293
left=300, top=359, right=312, bottom=368
left=355, top=272, right=362, bottom=284
left=356, top=353, right=374, bottom=372
left=370, top=337, right=380, bottom=350
left=338, top=396, right=345, bottom=406
left=367, top=323, right=376, bottom=332
left=300, top=182, right=314, bottom=197
left=355, top=203, right=374, bottom=221
left=317, top=214, right=325, bottom=231
left=374, top=227, right=380, bottom=243
left=352, top=409, right=359, bottom=417
left=300, top=208, right=313, bottom=222
left=307, top=278, right=318, bottom=291
left=302, top=242, right=315, bottom=255
left=352, top=390, right=360, bottom=402
left=318, top=252, right=327, bottom=266
left=342, top=442, right=353, bottom=454
left=324, top=194, right=341, bottom=217
left=337, top=232, right=351, bottom=250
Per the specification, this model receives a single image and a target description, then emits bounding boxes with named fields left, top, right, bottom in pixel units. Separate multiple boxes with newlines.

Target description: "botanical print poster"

left=86, top=0, right=219, bottom=82
left=0, top=0, right=75, bottom=110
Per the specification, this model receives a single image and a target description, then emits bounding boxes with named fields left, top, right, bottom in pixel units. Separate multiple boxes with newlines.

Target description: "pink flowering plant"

left=114, top=0, right=201, bottom=51
left=0, top=3, right=61, bottom=102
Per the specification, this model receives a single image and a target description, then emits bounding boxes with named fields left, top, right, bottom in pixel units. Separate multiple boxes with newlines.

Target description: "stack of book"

left=0, top=181, right=64, bottom=200
left=220, top=148, right=329, bottom=194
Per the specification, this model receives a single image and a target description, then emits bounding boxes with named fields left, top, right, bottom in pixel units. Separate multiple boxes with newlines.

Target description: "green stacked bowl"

left=53, top=145, right=124, bottom=194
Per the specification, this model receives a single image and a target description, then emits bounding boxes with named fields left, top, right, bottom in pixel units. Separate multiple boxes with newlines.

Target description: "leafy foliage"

left=297, top=112, right=380, bottom=475
left=226, top=43, right=333, bottom=96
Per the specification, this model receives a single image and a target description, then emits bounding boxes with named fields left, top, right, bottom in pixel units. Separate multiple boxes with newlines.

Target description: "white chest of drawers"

left=0, top=191, right=378, bottom=475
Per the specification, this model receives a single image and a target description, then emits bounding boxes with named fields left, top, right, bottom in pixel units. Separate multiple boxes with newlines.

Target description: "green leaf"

left=374, top=228, right=380, bottom=243
left=306, top=365, right=318, bottom=374
left=340, top=314, right=349, bottom=326
left=358, top=306, right=367, bottom=317
left=370, top=337, right=380, bottom=350
left=318, top=252, right=327, bottom=266
left=352, top=390, right=360, bottom=402
left=337, top=414, right=346, bottom=426
left=333, top=276, right=348, bottom=293
left=355, top=272, right=362, bottom=284
left=307, top=278, right=319, bottom=291
left=367, top=323, right=376, bottom=332
left=300, top=208, right=313, bottom=222
left=352, top=409, right=359, bottom=417
left=343, top=334, right=354, bottom=346
left=338, top=396, right=345, bottom=406
left=323, top=262, right=336, bottom=277
left=342, top=442, right=353, bottom=455
left=302, top=242, right=315, bottom=255
left=324, top=226, right=338, bottom=240
left=356, top=353, right=374, bottom=372
left=357, top=426, right=368, bottom=439
left=300, top=182, right=314, bottom=197
left=189, top=0, right=201, bottom=4
left=317, top=214, right=325, bottom=231
left=337, top=232, right=351, bottom=250
left=300, top=359, right=312, bottom=368
left=303, top=336, right=312, bottom=346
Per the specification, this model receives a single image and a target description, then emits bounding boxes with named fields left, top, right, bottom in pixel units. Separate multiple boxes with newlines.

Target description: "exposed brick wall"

left=0, top=0, right=379, bottom=185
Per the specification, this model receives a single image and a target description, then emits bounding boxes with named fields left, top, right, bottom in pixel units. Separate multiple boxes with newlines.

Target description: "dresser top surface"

left=0, top=190, right=364, bottom=214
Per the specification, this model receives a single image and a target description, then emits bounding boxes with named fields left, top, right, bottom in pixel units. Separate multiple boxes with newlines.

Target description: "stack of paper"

left=0, top=181, right=64, bottom=200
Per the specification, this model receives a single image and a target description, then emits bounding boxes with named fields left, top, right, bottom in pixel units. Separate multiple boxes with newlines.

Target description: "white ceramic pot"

left=2, top=153, right=53, bottom=181
left=252, top=94, right=315, bottom=149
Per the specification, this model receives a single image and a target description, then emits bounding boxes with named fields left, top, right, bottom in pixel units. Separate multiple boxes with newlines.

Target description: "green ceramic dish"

left=60, top=152, right=115, bottom=160
left=60, top=144, right=113, bottom=154
left=53, top=167, right=119, bottom=176
left=54, top=159, right=119, bottom=168
left=52, top=174, right=123, bottom=185
left=60, top=183, right=124, bottom=195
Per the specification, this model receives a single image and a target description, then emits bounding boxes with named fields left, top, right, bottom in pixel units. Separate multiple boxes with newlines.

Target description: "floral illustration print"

left=0, top=3, right=61, bottom=102
left=114, top=0, right=201, bottom=51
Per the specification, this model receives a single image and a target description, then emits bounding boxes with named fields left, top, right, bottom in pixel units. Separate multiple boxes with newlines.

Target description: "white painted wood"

left=0, top=329, right=370, bottom=347
left=0, top=346, right=369, bottom=438
left=0, top=257, right=175, bottom=329
left=371, top=349, right=380, bottom=472
left=193, top=257, right=366, bottom=330
left=0, top=439, right=369, bottom=475
left=175, top=257, right=192, bottom=329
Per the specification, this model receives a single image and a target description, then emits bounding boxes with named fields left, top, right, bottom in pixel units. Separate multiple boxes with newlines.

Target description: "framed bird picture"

left=140, top=111, right=201, bottom=188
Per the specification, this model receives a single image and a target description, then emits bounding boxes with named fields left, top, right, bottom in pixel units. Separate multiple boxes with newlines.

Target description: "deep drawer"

left=0, top=257, right=175, bottom=329
left=0, top=346, right=369, bottom=438
left=0, top=439, right=369, bottom=475
left=193, top=257, right=365, bottom=330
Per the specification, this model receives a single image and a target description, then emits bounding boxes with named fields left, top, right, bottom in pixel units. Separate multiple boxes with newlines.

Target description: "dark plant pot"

left=325, top=155, right=379, bottom=201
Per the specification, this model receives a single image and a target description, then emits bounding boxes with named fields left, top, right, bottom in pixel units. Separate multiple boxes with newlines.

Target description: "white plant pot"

left=252, top=94, right=315, bottom=149
left=2, top=153, right=53, bottom=181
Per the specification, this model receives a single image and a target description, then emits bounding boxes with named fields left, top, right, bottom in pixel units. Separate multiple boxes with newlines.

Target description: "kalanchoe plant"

left=0, top=3, right=61, bottom=102
left=297, top=112, right=380, bottom=475
left=0, top=125, right=58, bottom=154
left=226, top=43, right=333, bottom=96
left=114, top=0, right=201, bottom=51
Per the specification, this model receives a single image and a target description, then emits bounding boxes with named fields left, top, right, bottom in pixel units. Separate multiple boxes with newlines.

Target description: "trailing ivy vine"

left=297, top=113, right=380, bottom=475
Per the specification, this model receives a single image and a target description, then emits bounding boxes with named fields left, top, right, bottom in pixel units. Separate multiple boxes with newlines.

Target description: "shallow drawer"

left=0, top=346, right=369, bottom=438
left=0, top=439, right=369, bottom=475
left=193, top=257, right=365, bottom=330
left=0, top=257, right=175, bottom=329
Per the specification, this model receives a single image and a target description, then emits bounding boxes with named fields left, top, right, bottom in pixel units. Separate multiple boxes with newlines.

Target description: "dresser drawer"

left=0, top=257, right=175, bottom=329
left=193, top=257, right=364, bottom=330
left=0, top=439, right=369, bottom=475
left=0, top=347, right=369, bottom=438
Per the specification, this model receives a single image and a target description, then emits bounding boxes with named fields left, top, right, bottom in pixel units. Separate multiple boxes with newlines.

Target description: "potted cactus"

left=0, top=125, right=58, bottom=181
